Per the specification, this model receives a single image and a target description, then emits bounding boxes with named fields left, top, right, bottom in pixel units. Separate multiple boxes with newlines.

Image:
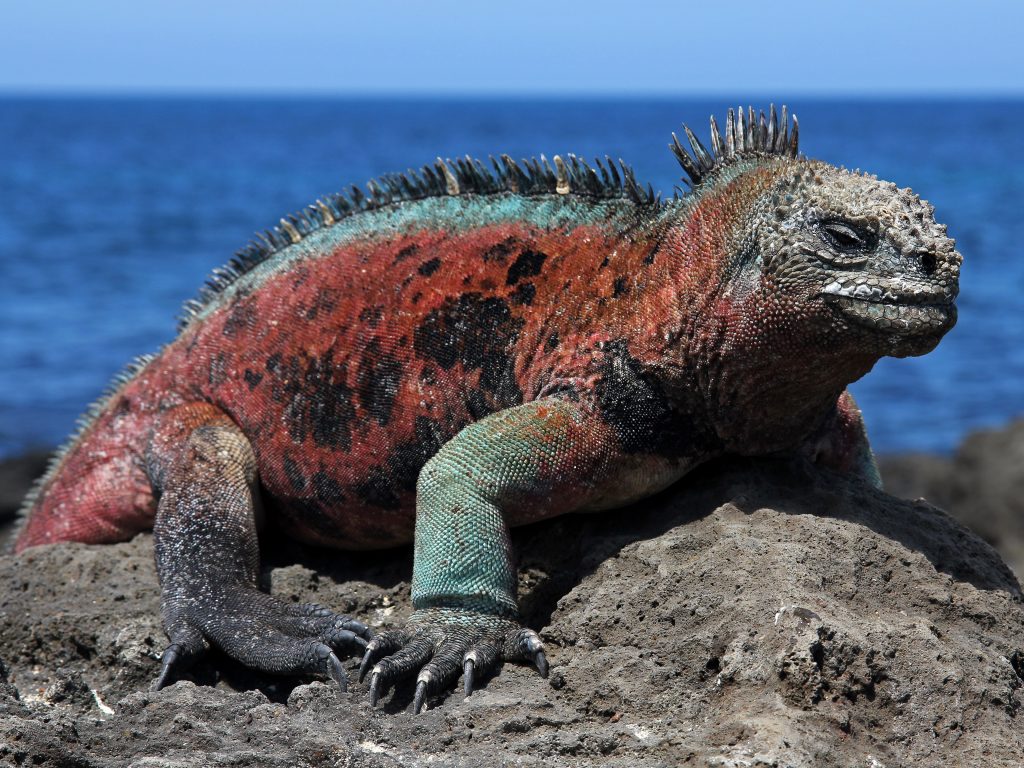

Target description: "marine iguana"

left=13, top=105, right=961, bottom=714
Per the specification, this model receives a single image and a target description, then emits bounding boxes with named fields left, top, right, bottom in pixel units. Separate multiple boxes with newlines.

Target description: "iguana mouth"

left=822, top=280, right=956, bottom=335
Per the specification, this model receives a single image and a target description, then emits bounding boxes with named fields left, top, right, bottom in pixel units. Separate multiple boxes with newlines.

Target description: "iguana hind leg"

left=149, top=404, right=371, bottom=690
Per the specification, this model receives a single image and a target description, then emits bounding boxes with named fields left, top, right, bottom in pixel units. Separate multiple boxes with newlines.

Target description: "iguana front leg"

left=803, top=391, right=883, bottom=488
left=360, top=396, right=685, bottom=713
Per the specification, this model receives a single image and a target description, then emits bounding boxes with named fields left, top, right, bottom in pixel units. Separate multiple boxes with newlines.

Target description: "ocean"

left=0, top=97, right=1021, bottom=457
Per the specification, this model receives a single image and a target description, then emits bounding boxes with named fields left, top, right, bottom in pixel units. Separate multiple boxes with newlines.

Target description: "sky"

left=2, top=1, right=1022, bottom=96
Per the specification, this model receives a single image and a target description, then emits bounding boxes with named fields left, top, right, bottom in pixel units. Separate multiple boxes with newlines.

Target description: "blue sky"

left=3, top=1, right=1021, bottom=95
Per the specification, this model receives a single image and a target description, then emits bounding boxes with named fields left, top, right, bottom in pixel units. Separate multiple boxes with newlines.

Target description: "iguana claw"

left=321, top=645, right=349, bottom=692
left=462, top=658, right=476, bottom=697
left=412, top=679, right=429, bottom=714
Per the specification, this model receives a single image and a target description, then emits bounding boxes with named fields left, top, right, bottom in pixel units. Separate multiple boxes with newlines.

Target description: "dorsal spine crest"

left=670, top=104, right=800, bottom=189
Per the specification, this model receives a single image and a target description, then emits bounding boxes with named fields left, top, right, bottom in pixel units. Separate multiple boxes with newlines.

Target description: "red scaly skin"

left=18, top=216, right=685, bottom=550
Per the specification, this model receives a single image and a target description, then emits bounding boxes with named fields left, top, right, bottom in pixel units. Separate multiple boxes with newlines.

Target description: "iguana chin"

left=13, top=105, right=960, bottom=714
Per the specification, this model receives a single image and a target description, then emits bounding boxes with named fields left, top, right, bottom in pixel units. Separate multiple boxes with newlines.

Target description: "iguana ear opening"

left=670, top=105, right=799, bottom=188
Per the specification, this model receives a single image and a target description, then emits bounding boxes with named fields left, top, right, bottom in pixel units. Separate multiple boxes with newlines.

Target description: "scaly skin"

left=14, top=106, right=960, bottom=712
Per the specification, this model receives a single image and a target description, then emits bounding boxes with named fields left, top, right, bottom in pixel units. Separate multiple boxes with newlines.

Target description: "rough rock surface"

left=1, top=456, right=1022, bottom=767
left=880, top=418, right=1024, bottom=579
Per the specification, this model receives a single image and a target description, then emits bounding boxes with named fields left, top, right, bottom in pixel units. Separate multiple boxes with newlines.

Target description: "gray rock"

left=0, top=458, right=1022, bottom=767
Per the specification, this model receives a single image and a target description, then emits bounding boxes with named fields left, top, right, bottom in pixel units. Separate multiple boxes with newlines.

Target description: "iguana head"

left=672, top=106, right=961, bottom=361
left=755, top=161, right=960, bottom=358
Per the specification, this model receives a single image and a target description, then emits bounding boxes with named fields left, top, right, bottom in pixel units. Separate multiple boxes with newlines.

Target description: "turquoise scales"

left=14, top=106, right=960, bottom=714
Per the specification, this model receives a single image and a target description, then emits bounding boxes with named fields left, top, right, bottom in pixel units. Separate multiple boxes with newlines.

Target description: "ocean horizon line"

left=1, top=90, right=1022, bottom=103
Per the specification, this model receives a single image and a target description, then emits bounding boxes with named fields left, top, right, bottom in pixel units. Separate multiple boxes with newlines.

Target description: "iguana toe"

left=502, top=627, right=549, bottom=678
left=460, top=639, right=500, bottom=697
left=152, top=625, right=208, bottom=692
left=289, top=604, right=373, bottom=656
left=361, top=608, right=547, bottom=713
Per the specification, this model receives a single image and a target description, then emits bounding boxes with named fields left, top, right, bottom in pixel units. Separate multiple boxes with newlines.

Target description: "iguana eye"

left=819, top=219, right=876, bottom=253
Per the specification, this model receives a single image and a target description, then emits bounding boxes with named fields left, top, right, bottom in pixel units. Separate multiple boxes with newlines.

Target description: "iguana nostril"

left=920, top=252, right=937, bottom=275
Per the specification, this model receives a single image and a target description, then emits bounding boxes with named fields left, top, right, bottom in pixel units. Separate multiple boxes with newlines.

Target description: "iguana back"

left=16, top=158, right=677, bottom=550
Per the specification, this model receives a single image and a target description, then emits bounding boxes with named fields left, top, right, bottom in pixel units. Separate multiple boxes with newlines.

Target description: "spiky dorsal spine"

left=176, top=153, right=655, bottom=330
left=670, top=105, right=799, bottom=188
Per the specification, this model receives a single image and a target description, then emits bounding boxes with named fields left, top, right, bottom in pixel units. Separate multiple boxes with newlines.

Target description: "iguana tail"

left=13, top=356, right=159, bottom=552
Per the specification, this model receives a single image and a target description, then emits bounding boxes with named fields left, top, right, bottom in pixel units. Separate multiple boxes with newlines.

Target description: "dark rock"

left=0, top=451, right=49, bottom=524
left=0, top=450, right=50, bottom=552
left=880, top=418, right=1024, bottom=577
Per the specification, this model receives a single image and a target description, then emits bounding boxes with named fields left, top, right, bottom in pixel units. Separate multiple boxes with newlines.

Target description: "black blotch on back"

left=354, top=468, right=400, bottom=510
left=419, top=365, right=437, bottom=386
left=510, top=282, right=536, bottom=306
left=290, top=267, right=311, bottom=290
left=223, top=298, right=258, bottom=338
left=506, top=250, right=548, bottom=285
left=418, top=257, right=441, bottom=276
left=482, top=237, right=518, bottom=264
left=393, top=244, right=419, bottom=264
left=612, top=277, right=628, bottom=298
left=413, top=293, right=524, bottom=405
left=355, top=416, right=447, bottom=509
left=208, top=352, right=228, bottom=387
left=277, top=351, right=356, bottom=449
left=544, top=331, right=560, bottom=352
left=465, top=388, right=492, bottom=420
left=283, top=455, right=306, bottom=492
left=244, top=369, right=263, bottom=390
left=595, top=340, right=700, bottom=457
left=305, top=287, right=340, bottom=321
left=358, top=305, right=384, bottom=327
left=311, top=470, right=346, bottom=505
left=357, top=339, right=403, bottom=427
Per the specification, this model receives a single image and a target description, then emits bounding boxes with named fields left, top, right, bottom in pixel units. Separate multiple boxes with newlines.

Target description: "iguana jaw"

left=821, top=277, right=957, bottom=336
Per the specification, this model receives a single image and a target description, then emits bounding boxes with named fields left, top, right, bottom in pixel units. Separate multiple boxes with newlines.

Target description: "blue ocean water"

left=0, top=97, right=1021, bottom=457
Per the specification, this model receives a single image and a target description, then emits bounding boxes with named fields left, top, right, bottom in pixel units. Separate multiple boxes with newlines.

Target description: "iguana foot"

left=358, top=607, right=548, bottom=713
left=152, top=592, right=373, bottom=692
